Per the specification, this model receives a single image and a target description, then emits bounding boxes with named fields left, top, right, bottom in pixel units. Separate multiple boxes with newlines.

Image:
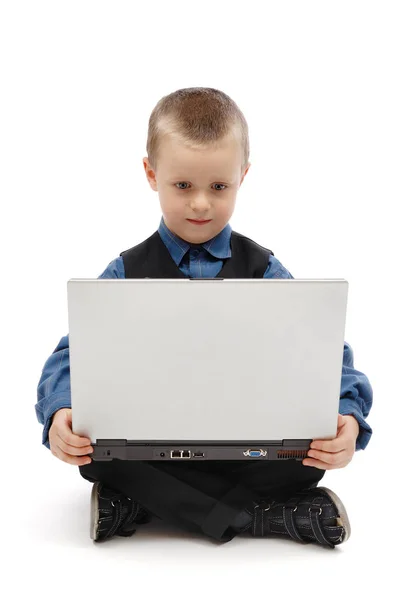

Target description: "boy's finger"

left=56, top=447, right=92, bottom=466
left=302, top=458, right=327, bottom=470
left=58, top=429, right=91, bottom=447
left=56, top=433, right=93, bottom=456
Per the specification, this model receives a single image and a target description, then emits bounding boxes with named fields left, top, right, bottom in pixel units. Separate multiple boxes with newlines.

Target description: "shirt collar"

left=158, top=216, right=232, bottom=267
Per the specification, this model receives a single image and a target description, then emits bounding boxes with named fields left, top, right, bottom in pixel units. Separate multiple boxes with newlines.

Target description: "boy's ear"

left=239, top=163, right=251, bottom=186
left=143, top=157, right=158, bottom=191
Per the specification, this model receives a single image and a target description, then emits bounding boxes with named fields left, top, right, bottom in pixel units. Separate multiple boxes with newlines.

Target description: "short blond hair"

left=146, top=87, right=249, bottom=174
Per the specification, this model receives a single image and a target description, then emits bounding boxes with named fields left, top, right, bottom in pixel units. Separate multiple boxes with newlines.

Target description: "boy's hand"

left=302, top=414, right=360, bottom=470
left=49, top=408, right=93, bottom=466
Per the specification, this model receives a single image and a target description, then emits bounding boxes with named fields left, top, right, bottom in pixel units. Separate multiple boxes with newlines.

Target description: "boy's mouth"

left=187, top=219, right=212, bottom=224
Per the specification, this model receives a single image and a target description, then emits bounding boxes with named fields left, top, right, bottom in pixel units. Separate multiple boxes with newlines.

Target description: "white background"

left=1, top=0, right=399, bottom=597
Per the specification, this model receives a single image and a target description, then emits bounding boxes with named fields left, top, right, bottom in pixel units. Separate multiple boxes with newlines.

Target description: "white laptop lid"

left=67, top=279, right=348, bottom=443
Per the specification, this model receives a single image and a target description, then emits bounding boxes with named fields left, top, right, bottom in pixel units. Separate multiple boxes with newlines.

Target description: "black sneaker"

left=90, top=481, right=152, bottom=542
left=247, top=486, right=351, bottom=548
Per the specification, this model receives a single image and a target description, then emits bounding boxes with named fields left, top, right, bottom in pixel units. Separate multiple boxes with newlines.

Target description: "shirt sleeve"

left=263, top=254, right=295, bottom=279
left=35, top=257, right=125, bottom=450
left=339, top=342, right=373, bottom=451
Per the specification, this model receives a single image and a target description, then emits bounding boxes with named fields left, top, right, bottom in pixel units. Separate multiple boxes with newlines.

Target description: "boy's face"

left=143, top=133, right=250, bottom=244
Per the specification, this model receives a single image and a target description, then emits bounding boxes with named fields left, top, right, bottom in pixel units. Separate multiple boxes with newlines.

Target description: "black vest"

left=120, top=230, right=274, bottom=278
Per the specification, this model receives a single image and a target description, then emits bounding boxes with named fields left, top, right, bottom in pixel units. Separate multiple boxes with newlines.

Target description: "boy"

left=35, top=87, right=373, bottom=548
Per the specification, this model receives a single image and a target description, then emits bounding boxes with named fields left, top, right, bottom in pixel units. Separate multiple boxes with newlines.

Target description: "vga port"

left=243, top=448, right=267, bottom=458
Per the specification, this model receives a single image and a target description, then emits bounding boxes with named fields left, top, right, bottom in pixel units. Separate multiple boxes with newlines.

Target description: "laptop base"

left=90, top=439, right=313, bottom=461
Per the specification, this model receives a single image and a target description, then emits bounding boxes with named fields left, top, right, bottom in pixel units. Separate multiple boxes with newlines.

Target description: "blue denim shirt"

left=35, top=216, right=373, bottom=451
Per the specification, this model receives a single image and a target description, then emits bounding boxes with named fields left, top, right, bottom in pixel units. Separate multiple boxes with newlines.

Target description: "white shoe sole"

left=318, top=486, right=351, bottom=543
left=90, top=481, right=101, bottom=541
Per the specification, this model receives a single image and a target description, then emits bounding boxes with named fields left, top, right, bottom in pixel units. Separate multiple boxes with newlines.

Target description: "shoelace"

left=106, top=495, right=141, bottom=538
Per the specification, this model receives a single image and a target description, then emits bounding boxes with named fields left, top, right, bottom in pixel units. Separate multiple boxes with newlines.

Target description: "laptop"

left=67, top=278, right=348, bottom=462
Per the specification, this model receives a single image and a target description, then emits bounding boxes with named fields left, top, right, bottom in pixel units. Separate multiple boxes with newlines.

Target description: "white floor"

left=7, top=435, right=394, bottom=600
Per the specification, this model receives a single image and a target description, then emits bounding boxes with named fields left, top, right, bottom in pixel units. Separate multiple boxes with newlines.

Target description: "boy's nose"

left=190, top=196, right=211, bottom=209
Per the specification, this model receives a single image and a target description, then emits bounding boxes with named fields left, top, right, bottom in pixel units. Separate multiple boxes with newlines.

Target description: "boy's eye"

left=175, top=182, right=227, bottom=191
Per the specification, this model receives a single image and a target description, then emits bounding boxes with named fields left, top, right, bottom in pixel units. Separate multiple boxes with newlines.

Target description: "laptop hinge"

left=96, top=439, right=127, bottom=446
left=95, top=439, right=312, bottom=447
left=283, top=439, right=311, bottom=446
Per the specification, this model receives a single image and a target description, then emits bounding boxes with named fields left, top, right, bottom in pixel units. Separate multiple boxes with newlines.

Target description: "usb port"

left=193, top=452, right=204, bottom=458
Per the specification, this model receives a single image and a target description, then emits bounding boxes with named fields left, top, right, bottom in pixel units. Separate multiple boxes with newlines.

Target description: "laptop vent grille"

left=277, top=449, right=308, bottom=459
